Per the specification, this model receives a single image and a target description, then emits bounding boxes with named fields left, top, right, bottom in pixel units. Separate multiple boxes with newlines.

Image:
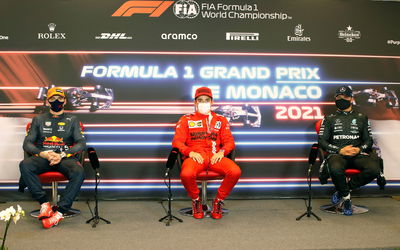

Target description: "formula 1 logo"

left=112, top=1, right=174, bottom=17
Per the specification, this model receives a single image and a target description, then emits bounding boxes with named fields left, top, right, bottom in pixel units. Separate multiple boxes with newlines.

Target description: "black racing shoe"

left=343, top=199, right=353, bottom=216
left=331, top=191, right=341, bottom=205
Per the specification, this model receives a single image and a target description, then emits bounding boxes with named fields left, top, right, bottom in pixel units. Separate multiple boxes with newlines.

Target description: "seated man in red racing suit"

left=172, top=87, right=241, bottom=219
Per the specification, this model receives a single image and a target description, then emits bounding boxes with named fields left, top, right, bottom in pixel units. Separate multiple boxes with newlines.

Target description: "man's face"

left=195, top=95, right=213, bottom=106
left=47, top=95, right=67, bottom=106
left=335, top=94, right=352, bottom=102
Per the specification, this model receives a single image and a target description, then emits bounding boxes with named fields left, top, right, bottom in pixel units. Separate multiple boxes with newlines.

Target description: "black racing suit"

left=318, top=110, right=381, bottom=197
left=19, top=112, right=86, bottom=213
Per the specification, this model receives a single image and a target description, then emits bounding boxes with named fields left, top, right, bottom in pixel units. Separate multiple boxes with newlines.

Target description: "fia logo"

left=173, top=0, right=200, bottom=19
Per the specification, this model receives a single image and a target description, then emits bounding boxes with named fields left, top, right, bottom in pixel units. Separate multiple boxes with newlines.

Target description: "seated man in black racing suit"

left=318, top=86, right=381, bottom=216
left=19, top=87, right=86, bottom=228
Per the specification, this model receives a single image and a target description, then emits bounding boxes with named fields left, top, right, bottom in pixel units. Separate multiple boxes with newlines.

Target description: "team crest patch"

left=214, top=121, right=221, bottom=129
left=188, top=120, right=203, bottom=128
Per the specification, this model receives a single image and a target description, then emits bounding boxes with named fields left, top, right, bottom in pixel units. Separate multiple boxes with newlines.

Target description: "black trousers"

left=19, top=156, right=85, bottom=212
left=327, top=154, right=381, bottom=197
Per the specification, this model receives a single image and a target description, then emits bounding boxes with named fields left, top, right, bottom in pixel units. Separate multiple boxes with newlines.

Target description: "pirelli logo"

left=112, top=1, right=174, bottom=17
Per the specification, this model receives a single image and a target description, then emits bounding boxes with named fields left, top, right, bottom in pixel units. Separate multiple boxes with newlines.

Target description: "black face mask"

left=49, top=99, right=65, bottom=112
left=335, top=98, right=351, bottom=110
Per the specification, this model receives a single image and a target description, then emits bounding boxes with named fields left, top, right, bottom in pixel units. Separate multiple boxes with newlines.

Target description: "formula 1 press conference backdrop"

left=0, top=0, right=399, bottom=199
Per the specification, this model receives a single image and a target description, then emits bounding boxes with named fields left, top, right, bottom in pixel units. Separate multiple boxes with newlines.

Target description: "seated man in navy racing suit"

left=318, top=85, right=381, bottom=215
left=19, top=87, right=86, bottom=228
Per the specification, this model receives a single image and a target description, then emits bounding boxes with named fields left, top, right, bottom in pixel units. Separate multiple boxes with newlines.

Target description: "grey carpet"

left=1, top=198, right=400, bottom=250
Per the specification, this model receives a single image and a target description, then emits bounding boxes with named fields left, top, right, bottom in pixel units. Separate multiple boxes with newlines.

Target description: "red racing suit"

left=172, top=111, right=241, bottom=200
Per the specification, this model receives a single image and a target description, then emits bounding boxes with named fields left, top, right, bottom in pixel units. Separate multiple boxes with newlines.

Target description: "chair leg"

left=52, top=181, right=58, bottom=203
left=201, top=181, right=207, bottom=205
left=201, top=181, right=211, bottom=212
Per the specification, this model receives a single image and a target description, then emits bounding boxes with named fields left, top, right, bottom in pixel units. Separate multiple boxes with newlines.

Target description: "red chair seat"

left=345, top=169, right=361, bottom=177
left=196, top=170, right=223, bottom=181
left=38, top=172, right=67, bottom=183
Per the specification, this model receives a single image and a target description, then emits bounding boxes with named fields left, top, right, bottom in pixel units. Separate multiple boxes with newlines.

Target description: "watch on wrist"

left=60, top=152, right=67, bottom=158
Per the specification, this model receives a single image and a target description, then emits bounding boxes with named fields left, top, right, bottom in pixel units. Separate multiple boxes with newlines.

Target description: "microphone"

left=164, top=148, right=179, bottom=177
left=308, top=144, right=319, bottom=165
left=87, top=147, right=100, bottom=171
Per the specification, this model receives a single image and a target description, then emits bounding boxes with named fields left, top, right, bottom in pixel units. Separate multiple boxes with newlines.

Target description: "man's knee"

left=62, top=160, right=85, bottom=181
left=365, top=160, right=381, bottom=177
left=180, top=159, right=197, bottom=180
left=70, top=164, right=85, bottom=181
left=327, top=155, right=345, bottom=174
left=221, top=159, right=241, bottom=178
left=19, top=158, right=35, bottom=173
left=229, top=165, right=241, bottom=179
left=180, top=168, right=196, bottom=180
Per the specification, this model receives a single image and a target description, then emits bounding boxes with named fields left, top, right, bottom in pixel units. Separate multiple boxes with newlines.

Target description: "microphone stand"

left=296, top=162, right=321, bottom=221
left=159, top=169, right=183, bottom=226
left=86, top=168, right=111, bottom=227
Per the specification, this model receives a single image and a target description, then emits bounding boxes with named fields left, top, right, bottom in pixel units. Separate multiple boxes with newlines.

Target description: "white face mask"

left=197, top=102, right=211, bottom=115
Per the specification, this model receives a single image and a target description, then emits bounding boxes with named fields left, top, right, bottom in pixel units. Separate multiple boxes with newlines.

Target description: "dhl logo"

left=45, top=136, right=64, bottom=143
left=112, top=1, right=174, bottom=17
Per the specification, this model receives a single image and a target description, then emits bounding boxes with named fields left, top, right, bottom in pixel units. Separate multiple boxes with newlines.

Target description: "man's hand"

left=39, top=151, right=52, bottom=161
left=339, top=145, right=354, bottom=156
left=350, top=147, right=361, bottom=156
left=189, top=151, right=204, bottom=164
left=211, top=151, right=224, bottom=165
left=48, top=151, right=62, bottom=166
left=339, top=145, right=361, bottom=156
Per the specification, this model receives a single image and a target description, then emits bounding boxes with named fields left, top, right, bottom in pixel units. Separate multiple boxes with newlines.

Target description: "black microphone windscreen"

left=87, top=147, right=100, bottom=169
left=308, top=144, right=319, bottom=165
left=166, top=148, right=178, bottom=169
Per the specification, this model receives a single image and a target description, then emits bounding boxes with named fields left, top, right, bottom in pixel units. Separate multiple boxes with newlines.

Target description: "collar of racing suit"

left=336, top=109, right=354, bottom=116
left=48, top=111, right=65, bottom=119
left=194, top=111, right=214, bottom=133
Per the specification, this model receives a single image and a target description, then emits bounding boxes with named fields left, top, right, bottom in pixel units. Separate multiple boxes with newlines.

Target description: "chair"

left=178, top=150, right=235, bottom=217
left=24, top=122, right=85, bottom=218
left=314, top=120, right=384, bottom=215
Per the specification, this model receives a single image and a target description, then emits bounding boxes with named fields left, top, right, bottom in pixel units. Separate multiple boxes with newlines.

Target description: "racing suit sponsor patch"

left=333, top=134, right=360, bottom=140
left=188, top=120, right=203, bottom=128
left=215, top=121, right=221, bottom=129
